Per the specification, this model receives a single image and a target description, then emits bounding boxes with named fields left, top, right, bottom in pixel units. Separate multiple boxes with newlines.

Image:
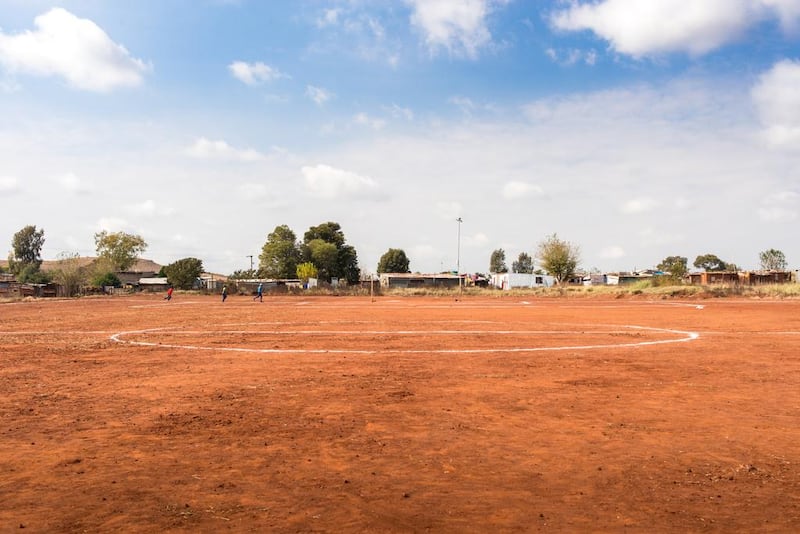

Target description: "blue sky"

left=1, top=0, right=800, bottom=276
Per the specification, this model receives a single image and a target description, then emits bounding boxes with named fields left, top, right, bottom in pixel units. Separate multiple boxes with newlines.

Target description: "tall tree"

left=759, top=248, right=787, bottom=271
left=302, top=221, right=360, bottom=284
left=657, top=256, right=688, bottom=278
left=163, top=257, right=204, bottom=289
left=377, top=248, right=410, bottom=273
left=94, top=231, right=147, bottom=271
left=9, top=225, right=45, bottom=275
left=512, top=252, right=533, bottom=274
left=51, top=252, right=88, bottom=296
left=489, top=248, right=508, bottom=273
left=259, top=225, right=301, bottom=279
left=693, top=254, right=727, bottom=272
left=537, top=234, right=580, bottom=284
left=306, top=239, right=339, bottom=282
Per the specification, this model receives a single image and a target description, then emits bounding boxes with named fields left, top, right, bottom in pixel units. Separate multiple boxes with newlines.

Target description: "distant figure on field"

left=254, top=282, right=263, bottom=302
left=164, top=286, right=174, bottom=301
left=222, top=285, right=228, bottom=302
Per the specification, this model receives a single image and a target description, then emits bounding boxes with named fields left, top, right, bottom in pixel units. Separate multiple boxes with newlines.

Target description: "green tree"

left=94, top=231, right=147, bottom=272
left=693, top=254, right=728, bottom=272
left=759, top=249, right=787, bottom=271
left=9, top=225, right=45, bottom=276
left=229, top=269, right=257, bottom=280
left=306, top=239, right=339, bottom=281
left=259, top=225, right=301, bottom=279
left=91, top=271, right=121, bottom=288
left=537, top=234, right=580, bottom=284
left=51, top=252, right=88, bottom=296
left=301, top=222, right=360, bottom=284
left=489, top=248, right=508, bottom=273
left=296, top=262, right=318, bottom=283
left=512, top=252, right=533, bottom=274
left=657, top=256, right=688, bottom=279
left=377, top=248, right=410, bottom=273
left=163, top=257, right=204, bottom=290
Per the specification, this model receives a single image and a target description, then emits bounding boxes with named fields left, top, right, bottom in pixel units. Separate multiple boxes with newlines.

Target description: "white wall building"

left=490, top=273, right=555, bottom=290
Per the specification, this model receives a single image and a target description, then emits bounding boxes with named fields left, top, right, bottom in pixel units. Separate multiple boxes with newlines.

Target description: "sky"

left=1, top=0, right=799, bottom=276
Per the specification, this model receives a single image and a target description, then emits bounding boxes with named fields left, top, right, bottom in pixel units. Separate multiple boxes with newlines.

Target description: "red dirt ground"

left=1, top=294, right=800, bottom=532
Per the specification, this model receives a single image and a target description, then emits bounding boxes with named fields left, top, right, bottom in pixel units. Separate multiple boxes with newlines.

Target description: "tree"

left=9, top=225, right=45, bottom=276
left=229, top=269, right=257, bottom=280
left=91, top=271, right=121, bottom=288
left=489, top=248, right=508, bottom=273
left=537, top=234, right=580, bottom=284
left=296, top=262, right=318, bottom=283
left=657, top=256, right=688, bottom=279
left=301, top=222, right=360, bottom=284
left=693, top=254, right=728, bottom=272
left=759, top=249, right=787, bottom=271
left=51, top=252, right=88, bottom=296
left=259, top=225, right=301, bottom=279
left=94, top=231, right=147, bottom=272
left=377, top=248, right=410, bottom=274
left=512, top=252, right=533, bottom=274
left=306, top=239, right=339, bottom=281
left=163, top=257, right=204, bottom=290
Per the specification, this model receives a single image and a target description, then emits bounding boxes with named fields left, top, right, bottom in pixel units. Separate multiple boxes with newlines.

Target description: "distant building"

left=380, top=273, right=462, bottom=289
left=490, top=273, right=554, bottom=290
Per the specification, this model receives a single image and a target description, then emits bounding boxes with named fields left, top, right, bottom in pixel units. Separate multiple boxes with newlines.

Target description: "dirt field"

left=1, top=294, right=799, bottom=532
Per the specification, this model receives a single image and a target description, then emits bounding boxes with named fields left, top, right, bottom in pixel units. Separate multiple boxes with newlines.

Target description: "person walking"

left=254, top=282, right=263, bottom=302
left=222, top=285, right=228, bottom=303
left=164, top=286, right=174, bottom=301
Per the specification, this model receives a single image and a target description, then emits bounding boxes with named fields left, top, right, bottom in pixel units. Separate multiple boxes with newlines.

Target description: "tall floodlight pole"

left=246, top=255, right=254, bottom=272
left=456, top=217, right=463, bottom=296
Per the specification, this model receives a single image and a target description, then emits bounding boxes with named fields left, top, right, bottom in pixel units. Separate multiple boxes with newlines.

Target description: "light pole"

left=456, top=217, right=463, bottom=296
left=246, top=255, right=254, bottom=273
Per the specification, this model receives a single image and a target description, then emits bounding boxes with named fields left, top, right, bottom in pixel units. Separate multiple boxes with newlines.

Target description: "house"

left=380, top=272, right=463, bottom=289
left=138, top=277, right=170, bottom=292
left=490, top=273, right=555, bottom=290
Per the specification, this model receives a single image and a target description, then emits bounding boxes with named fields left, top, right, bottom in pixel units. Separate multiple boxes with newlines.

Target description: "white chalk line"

left=109, top=324, right=700, bottom=354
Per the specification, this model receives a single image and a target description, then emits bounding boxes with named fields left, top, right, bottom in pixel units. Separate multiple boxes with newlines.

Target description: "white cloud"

left=0, top=8, right=150, bottom=92
left=316, top=8, right=341, bottom=28
left=306, top=85, right=333, bottom=106
left=236, top=183, right=288, bottom=208
left=621, top=197, right=658, bottom=214
left=758, top=190, right=799, bottom=221
left=301, top=164, right=381, bottom=199
left=228, top=61, right=285, bottom=86
left=55, top=172, right=90, bottom=194
left=502, top=181, right=543, bottom=200
left=435, top=200, right=463, bottom=220
left=125, top=199, right=175, bottom=217
left=185, top=137, right=266, bottom=162
left=550, top=0, right=800, bottom=57
left=353, top=112, right=386, bottom=130
left=94, top=217, right=134, bottom=233
left=545, top=47, right=598, bottom=66
left=0, top=175, right=20, bottom=194
left=752, top=59, right=800, bottom=148
left=600, top=245, right=626, bottom=259
left=407, top=0, right=504, bottom=58
left=466, top=232, right=489, bottom=246
left=385, top=103, right=415, bottom=121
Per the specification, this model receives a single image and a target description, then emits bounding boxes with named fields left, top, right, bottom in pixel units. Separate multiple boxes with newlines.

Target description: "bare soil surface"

left=1, top=294, right=800, bottom=532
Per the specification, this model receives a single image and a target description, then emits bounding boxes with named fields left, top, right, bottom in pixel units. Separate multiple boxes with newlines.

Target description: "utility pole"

left=456, top=217, right=463, bottom=297
left=246, top=255, right=254, bottom=273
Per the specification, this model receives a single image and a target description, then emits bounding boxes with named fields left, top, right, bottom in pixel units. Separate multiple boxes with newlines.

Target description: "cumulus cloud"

left=502, top=181, right=543, bottom=200
left=185, top=137, right=266, bottom=162
left=0, top=8, right=150, bottom=92
left=0, top=175, right=20, bottom=194
left=301, top=164, right=381, bottom=199
left=306, top=85, right=333, bottom=106
left=550, top=0, right=800, bottom=57
left=56, top=172, right=90, bottom=194
left=228, top=60, right=285, bottom=85
left=752, top=59, right=800, bottom=148
left=125, top=199, right=175, bottom=217
left=545, top=47, right=598, bottom=66
left=600, top=245, right=626, bottom=259
left=621, top=197, right=658, bottom=214
left=407, top=0, right=506, bottom=58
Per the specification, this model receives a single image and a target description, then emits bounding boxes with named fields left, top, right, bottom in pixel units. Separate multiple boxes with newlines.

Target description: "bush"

left=92, top=271, right=121, bottom=288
